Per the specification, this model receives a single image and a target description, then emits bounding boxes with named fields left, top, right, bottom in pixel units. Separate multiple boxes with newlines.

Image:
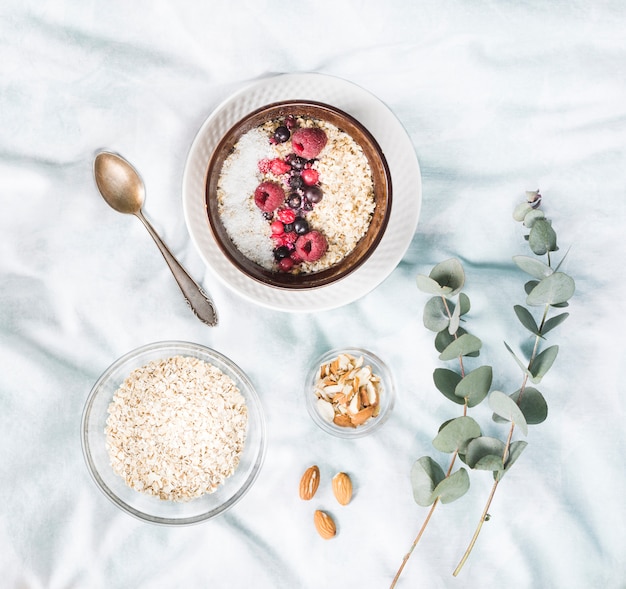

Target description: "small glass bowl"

left=81, top=341, right=266, bottom=525
left=304, top=347, right=395, bottom=438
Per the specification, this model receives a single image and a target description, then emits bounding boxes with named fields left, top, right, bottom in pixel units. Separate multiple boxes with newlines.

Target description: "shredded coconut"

left=105, top=355, right=248, bottom=502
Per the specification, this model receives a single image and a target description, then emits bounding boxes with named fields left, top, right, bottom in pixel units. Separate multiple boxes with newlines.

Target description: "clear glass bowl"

left=304, top=347, right=395, bottom=438
left=81, top=341, right=266, bottom=525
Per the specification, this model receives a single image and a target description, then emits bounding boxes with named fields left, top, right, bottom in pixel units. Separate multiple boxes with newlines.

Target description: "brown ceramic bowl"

left=205, top=100, right=392, bottom=290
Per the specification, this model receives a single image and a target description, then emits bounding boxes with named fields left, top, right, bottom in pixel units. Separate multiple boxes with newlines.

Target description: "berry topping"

left=300, top=168, right=319, bottom=186
left=291, top=127, right=328, bottom=159
left=257, top=159, right=271, bottom=173
left=304, top=185, right=323, bottom=203
left=254, top=181, right=286, bottom=213
left=287, top=193, right=302, bottom=209
left=289, top=174, right=304, bottom=190
left=295, top=231, right=327, bottom=262
left=277, top=208, right=296, bottom=224
left=293, top=216, right=309, bottom=235
left=270, top=220, right=284, bottom=235
left=273, top=125, right=290, bottom=143
left=286, top=154, right=306, bottom=170
left=269, top=158, right=291, bottom=175
left=278, top=257, right=295, bottom=272
left=274, top=245, right=291, bottom=260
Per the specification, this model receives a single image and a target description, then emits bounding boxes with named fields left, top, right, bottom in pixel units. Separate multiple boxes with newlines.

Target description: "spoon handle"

left=136, top=211, right=218, bottom=326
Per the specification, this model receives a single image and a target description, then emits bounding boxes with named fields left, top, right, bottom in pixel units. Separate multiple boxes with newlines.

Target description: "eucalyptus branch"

left=452, top=191, right=575, bottom=575
left=390, top=293, right=471, bottom=588
left=393, top=191, right=575, bottom=585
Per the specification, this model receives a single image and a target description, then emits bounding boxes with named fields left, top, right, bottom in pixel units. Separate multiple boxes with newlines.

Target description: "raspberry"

left=277, top=208, right=296, bottom=223
left=278, top=257, right=295, bottom=272
left=295, top=230, right=327, bottom=262
left=282, top=231, right=297, bottom=245
left=300, top=168, right=319, bottom=186
left=254, top=181, right=285, bottom=212
left=270, top=220, right=284, bottom=235
left=269, top=158, right=291, bottom=175
left=257, top=159, right=271, bottom=174
left=291, top=127, right=328, bottom=159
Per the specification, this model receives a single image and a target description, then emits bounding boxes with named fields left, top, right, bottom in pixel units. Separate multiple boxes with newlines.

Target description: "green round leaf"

left=488, top=390, right=528, bottom=436
left=411, top=456, right=445, bottom=507
left=432, top=416, right=482, bottom=453
left=439, top=333, right=482, bottom=361
left=513, top=201, right=533, bottom=221
left=423, top=296, right=450, bottom=332
left=430, top=468, right=470, bottom=504
left=495, top=441, right=528, bottom=481
left=514, top=305, right=539, bottom=335
left=455, top=365, right=493, bottom=408
left=529, top=219, right=558, bottom=255
left=433, top=368, right=464, bottom=405
left=435, top=327, right=479, bottom=357
left=416, top=274, right=452, bottom=296
left=529, top=345, right=559, bottom=383
left=465, top=437, right=506, bottom=470
left=511, top=387, right=548, bottom=424
left=523, top=209, right=545, bottom=228
left=513, top=255, right=553, bottom=280
left=526, top=273, right=575, bottom=306
left=429, top=259, right=465, bottom=296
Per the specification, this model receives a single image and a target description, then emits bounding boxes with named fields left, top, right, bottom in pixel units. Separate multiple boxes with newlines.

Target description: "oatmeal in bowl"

left=205, top=100, right=392, bottom=289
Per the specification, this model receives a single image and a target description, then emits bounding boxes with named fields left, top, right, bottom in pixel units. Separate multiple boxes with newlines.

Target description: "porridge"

left=105, top=355, right=248, bottom=502
left=216, top=114, right=376, bottom=274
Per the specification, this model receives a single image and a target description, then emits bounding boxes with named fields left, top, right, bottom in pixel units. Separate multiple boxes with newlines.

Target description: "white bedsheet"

left=1, top=1, right=625, bottom=588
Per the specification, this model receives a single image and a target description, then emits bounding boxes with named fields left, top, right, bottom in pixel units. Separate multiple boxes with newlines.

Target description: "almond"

left=299, top=465, right=320, bottom=500
left=314, top=509, right=336, bottom=539
left=332, top=472, right=353, bottom=506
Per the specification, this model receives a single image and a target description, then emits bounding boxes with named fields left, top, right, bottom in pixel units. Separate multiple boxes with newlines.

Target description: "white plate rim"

left=182, top=72, right=421, bottom=312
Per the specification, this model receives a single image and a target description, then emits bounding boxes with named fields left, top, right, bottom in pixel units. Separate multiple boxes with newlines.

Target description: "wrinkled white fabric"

left=1, top=1, right=625, bottom=588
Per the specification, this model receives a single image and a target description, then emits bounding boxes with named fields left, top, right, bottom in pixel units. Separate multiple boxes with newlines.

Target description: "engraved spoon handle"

left=136, top=210, right=218, bottom=326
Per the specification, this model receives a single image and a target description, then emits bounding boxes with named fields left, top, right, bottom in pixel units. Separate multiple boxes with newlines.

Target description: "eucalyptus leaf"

left=504, top=341, right=531, bottom=378
left=459, top=292, right=471, bottom=316
left=423, top=296, right=450, bottom=332
left=449, top=295, right=462, bottom=335
left=513, top=201, right=533, bottom=221
left=416, top=274, right=452, bottom=296
left=513, top=255, right=553, bottom=280
left=488, top=390, right=528, bottom=436
left=514, top=305, right=539, bottom=335
left=433, top=368, right=464, bottom=405
left=435, top=328, right=480, bottom=357
left=465, top=437, right=506, bottom=471
left=529, top=345, right=559, bottom=383
left=529, top=218, right=558, bottom=255
left=511, top=387, right=548, bottom=424
left=430, top=468, right=470, bottom=504
left=525, top=280, right=540, bottom=295
left=541, top=312, right=569, bottom=335
left=455, top=365, right=493, bottom=408
left=527, top=273, right=575, bottom=306
left=523, top=209, right=545, bottom=228
left=432, top=416, right=482, bottom=453
left=495, top=441, right=528, bottom=481
left=411, top=456, right=445, bottom=507
left=439, top=333, right=482, bottom=361
left=429, top=258, right=465, bottom=296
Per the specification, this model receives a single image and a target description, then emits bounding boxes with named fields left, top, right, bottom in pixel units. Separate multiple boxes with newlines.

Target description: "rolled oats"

left=105, top=355, right=248, bottom=501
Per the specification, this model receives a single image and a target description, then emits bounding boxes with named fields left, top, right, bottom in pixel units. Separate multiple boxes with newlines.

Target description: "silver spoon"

left=93, top=151, right=218, bottom=326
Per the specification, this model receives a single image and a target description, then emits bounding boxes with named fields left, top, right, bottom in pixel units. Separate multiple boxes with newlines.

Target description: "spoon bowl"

left=93, top=151, right=218, bottom=326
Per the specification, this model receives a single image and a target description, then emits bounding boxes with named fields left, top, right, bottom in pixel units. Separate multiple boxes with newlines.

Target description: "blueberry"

left=293, top=217, right=309, bottom=235
left=287, top=193, right=302, bottom=209
left=304, top=185, right=323, bottom=204
left=274, top=246, right=291, bottom=260
left=273, top=125, right=290, bottom=143
left=286, top=154, right=306, bottom=170
left=301, top=198, right=313, bottom=212
left=283, top=222, right=294, bottom=233
left=289, top=174, right=304, bottom=190
left=263, top=211, right=274, bottom=221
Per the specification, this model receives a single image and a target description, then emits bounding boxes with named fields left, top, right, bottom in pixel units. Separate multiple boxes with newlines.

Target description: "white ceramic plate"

left=182, top=73, right=421, bottom=312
